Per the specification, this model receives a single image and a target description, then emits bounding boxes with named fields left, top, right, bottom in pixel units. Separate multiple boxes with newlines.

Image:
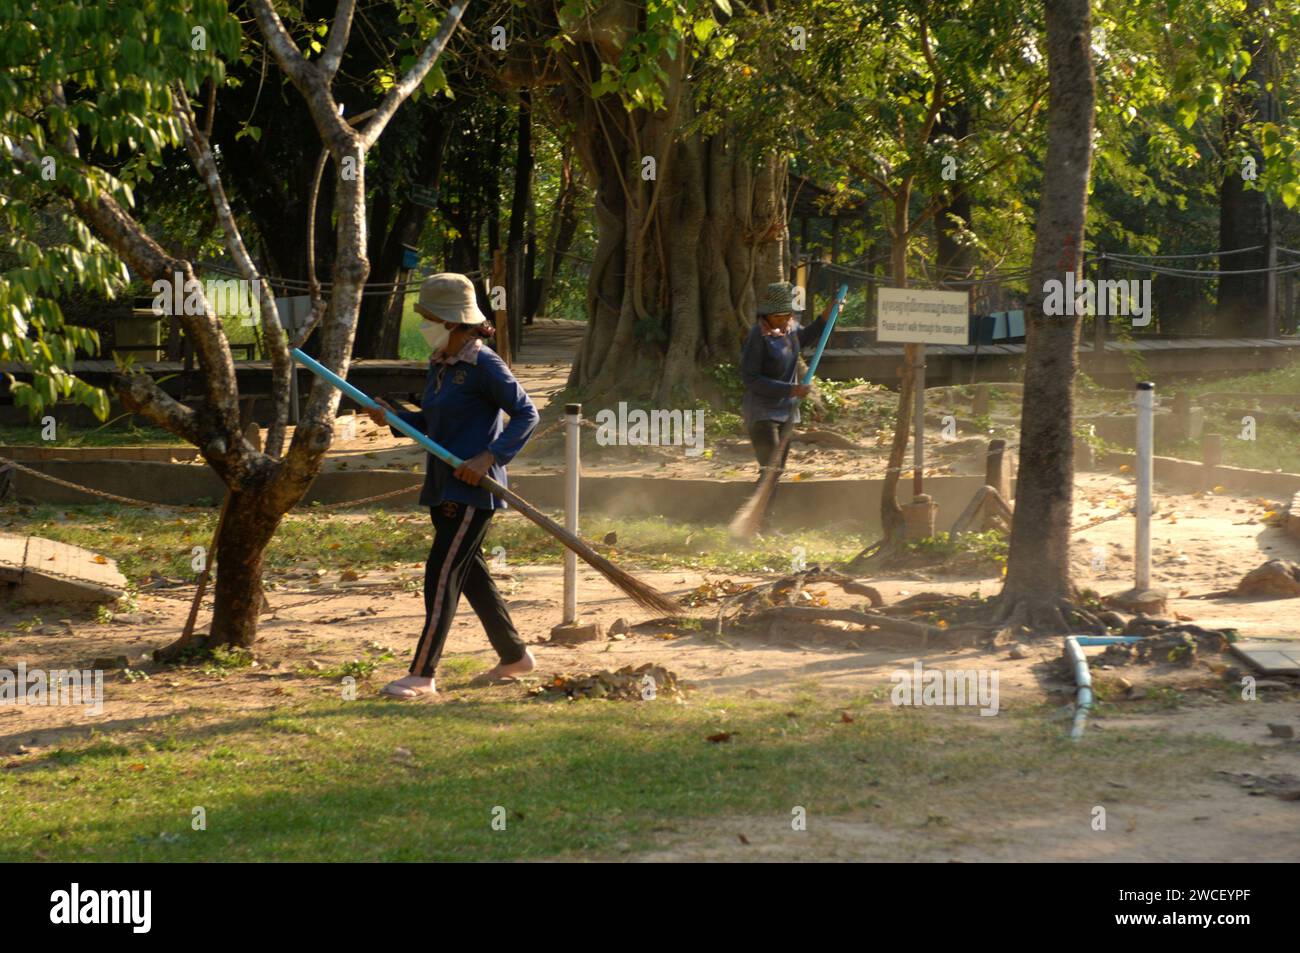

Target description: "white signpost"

left=876, top=288, right=969, bottom=345
left=875, top=288, right=970, bottom=512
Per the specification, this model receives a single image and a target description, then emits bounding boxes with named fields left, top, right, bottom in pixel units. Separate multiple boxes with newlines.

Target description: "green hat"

left=757, top=281, right=797, bottom=316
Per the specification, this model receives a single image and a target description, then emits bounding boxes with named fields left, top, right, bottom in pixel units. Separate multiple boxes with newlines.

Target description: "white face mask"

left=764, top=313, right=792, bottom=335
left=420, top=320, right=452, bottom=353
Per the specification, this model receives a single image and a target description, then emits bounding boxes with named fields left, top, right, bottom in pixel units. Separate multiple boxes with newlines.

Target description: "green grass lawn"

left=127, top=293, right=409, bottom=360
left=0, top=419, right=188, bottom=447
left=396, top=293, right=427, bottom=361
left=0, top=691, right=1246, bottom=862
left=1169, top=360, right=1300, bottom=397
left=0, top=503, right=874, bottom=590
left=1157, top=362, right=1300, bottom=472
left=978, top=361, right=1300, bottom=474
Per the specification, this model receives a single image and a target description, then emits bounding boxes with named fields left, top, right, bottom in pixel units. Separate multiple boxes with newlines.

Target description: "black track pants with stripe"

left=748, top=418, right=795, bottom=472
left=409, top=501, right=526, bottom=678
left=746, top=418, right=795, bottom=529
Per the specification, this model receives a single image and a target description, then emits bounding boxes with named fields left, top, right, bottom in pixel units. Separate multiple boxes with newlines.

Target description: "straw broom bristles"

left=487, top=478, right=681, bottom=616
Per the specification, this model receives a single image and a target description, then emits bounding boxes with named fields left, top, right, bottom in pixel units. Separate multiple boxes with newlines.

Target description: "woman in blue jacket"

left=367, top=273, right=539, bottom=699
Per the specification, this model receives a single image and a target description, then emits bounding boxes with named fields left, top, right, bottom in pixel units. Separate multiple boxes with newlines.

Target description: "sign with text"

left=876, top=288, right=969, bottom=344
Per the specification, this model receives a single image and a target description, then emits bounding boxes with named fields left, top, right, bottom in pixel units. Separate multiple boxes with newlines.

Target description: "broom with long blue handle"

left=728, top=284, right=849, bottom=540
left=292, top=347, right=680, bottom=615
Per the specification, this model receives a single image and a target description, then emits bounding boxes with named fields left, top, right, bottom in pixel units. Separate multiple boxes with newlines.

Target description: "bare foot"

left=479, top=649, right=536, bottom=682
left=381, top=675, right=436, bottom=699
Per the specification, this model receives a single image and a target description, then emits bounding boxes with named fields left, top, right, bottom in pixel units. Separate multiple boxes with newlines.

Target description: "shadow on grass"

left=3, top=691, right=1249, bottom=862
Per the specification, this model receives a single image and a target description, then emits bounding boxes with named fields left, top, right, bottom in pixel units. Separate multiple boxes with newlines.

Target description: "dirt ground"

left=5, top=328, right=1298, bottom=860
left=4, top=467, right=1299, bottom=862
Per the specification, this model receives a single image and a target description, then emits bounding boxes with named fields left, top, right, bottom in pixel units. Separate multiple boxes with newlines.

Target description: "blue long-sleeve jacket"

left=740, top=314, right=828, bottom=428
left=390, top=341, right=538, bottom=510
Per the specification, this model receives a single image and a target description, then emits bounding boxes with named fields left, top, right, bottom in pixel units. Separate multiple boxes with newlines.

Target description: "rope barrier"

left=0, top=455, right=212, bottom=511
left=194, top=261, right=485, bottom=297
left=0, top=454, right=421, bottom=514
left=815, top=244, right=1300, bottom=286
left=1106, top=255, right=1300, bottom=278
left=1107, top=245, right=1264, bottom=260
left=817, top=259, right=1043, bottom=286
left=523, top=416, right=602, bottom=444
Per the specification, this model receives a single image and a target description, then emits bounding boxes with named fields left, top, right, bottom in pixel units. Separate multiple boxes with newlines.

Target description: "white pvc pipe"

left=1064, top=635, right=1142, bottom=740
left=1064, top=636, right=1092, bottom=740
left=1135, top=382, right=1154, bottom=591
left=563, top=403, right=581, bottom=624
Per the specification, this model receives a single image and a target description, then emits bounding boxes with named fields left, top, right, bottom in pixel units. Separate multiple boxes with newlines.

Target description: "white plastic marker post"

left=1135, top=381, right=1155, bottom=591
left=563, top=402, right=581, bottom=625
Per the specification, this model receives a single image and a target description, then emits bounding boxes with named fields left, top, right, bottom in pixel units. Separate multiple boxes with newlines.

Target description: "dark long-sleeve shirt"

left=739, top=314, right=828, bottom=428
left=390, top=339, right=538, bottom=510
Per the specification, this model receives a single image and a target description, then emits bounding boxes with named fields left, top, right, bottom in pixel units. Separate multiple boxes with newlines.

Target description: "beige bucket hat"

left=413, top=272, right=487, bottom=325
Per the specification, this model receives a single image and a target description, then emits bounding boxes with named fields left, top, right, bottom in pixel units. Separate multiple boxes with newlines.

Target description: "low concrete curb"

left=5, top=459, right=1001, bottom=533
left=1099, top=450, right=1300, bottom=500
left=0, top=445, right=201, bottom=463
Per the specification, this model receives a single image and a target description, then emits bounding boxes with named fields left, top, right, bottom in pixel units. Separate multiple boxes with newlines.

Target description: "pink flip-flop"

left=380, top=681, right=437, bottom=700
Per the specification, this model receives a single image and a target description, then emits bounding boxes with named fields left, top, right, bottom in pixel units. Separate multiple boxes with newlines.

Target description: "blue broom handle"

left=291, top=347, right=466, bottom=469
left=801, top=283, right=849, bottom=386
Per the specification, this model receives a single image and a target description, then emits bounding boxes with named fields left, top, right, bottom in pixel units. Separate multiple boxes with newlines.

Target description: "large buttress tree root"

left=555, top=32, right=788, bottom=406
left=989, top=589, right=1107, bottom=637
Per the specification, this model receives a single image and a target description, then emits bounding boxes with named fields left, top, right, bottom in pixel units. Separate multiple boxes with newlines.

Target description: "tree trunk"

left=997, top=0, right=1096, bottom=631
left=536, top=152, right=581, bottom=320
left=487, top=103, right=506, bottom=256
left=557, top=31, right=786, bottom=404
left=505, top=91, right=533, bottom=362
left=74, top=1, right=470, bottom=654
left=1215, top=0, right=1270, bottom=337
left=877, top=209, right=914, bottom=548
left=355, top=112, right=453, bottom=358
left=206, top=489, right=282, bottom=646
left=935, top=107, right=975, bottom=278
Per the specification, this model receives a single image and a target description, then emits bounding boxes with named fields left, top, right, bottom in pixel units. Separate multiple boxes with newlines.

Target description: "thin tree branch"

left=173, top=83, right=291, bottom=458
left=10, top=138, right=251, bottom=476
left=357, top=1, right=469, bottom=149
left=319, top=0, right=357, bottom=81
left=248, top=0, right=351, bottom=149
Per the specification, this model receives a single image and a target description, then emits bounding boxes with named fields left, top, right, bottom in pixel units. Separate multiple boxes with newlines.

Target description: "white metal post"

left=1135, top=382, right=1154, bottom=591
left=563, top=402, right=581, bottom=624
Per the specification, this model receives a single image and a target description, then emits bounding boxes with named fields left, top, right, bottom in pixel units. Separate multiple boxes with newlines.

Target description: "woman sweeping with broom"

left=365, top=273, right=539, bottom=699
left=737, top=281, right=838, bottom=530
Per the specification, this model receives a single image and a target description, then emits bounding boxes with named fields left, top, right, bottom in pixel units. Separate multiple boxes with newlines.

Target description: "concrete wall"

left=12, top=451, right=1300, bottom=532
left=1100, top=451, right=1300, bottom=499
left=0, top=445, right=201, bottom=463
left=7, top=459, right=1003, bottom=533
left=510, top=473, right=1001, bottom=533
